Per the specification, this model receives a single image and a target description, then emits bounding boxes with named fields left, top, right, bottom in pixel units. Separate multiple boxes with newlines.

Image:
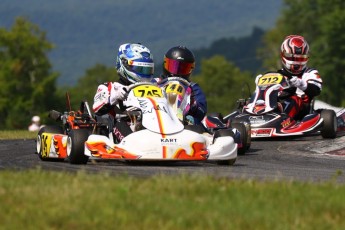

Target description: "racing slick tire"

left=36, top=125, right=64, bottom=161
left=67, top=129, right=90, bottom=164
left=230, top=122, right=249, bottom=155
left=244, top=122, right=251, bottom=150
left=320, top=109, right=337, bottom=139
left=213, top=129, right=236, bottom=165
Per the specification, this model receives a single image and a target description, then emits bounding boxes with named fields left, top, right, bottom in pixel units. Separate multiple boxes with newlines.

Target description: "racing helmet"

left=32, top=115, right=40, bottom=123
left=116, top=43, right=154, bottom=84
left=163, top=46, right=195, bottom=80
left=281, top=35, right=309, bottom=75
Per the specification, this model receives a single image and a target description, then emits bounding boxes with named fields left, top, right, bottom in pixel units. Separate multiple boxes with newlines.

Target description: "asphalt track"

left=0, top=133, right=344, bottom=183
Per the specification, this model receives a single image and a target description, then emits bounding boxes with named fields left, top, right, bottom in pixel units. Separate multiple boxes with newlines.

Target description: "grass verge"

left=0, top=130, right=37, bottom=140
left=0, top=169, right=344, bottom=230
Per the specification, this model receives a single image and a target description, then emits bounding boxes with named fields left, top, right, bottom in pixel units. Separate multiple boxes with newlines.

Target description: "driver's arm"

left=302, top=70, right=322, bottom=98
left=93, top=83, right=112, bottom=115
left=189, top=83, right=207, bottom=124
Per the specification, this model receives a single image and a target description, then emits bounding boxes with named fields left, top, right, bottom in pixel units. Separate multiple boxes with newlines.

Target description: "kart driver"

left=257, top=35, right=322, bottom=120
left=156, top=46, right=207, bottom=125
left=92, top=43, right=155, bottom=142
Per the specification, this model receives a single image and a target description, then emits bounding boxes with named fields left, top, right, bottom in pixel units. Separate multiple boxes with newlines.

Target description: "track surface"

left=1, top=134, right=344, bottom=183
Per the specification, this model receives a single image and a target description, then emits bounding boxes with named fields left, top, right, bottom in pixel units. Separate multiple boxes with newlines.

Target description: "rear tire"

left=67, top=129, right=90, bottom=164
left=321, top=109, right=337, bottom=139
left=36, top=125, right=64, bottom=160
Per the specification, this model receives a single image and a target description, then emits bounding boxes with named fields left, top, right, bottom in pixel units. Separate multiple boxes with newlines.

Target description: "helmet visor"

left=282, top=53, right=308, bottom=62
left=127, top=60, right=154, bottom=76
left=164, top=57, right=195, bottom=76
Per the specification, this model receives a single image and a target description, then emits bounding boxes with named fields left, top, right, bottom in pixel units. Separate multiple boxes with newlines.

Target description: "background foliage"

left=0, top=0, right=282, bottom=86
left=0, top=0, right=345, bottom=129
left=194, top=56, right=254, bottom=114
left=0, top=18, right=62, bottom=129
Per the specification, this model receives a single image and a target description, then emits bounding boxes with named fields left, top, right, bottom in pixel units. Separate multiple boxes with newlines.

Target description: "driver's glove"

left=186, top=115, right=195, bottom=125
left=110, top=82, right=128, bottom=105
left=290, top=76, right=307, bottom=91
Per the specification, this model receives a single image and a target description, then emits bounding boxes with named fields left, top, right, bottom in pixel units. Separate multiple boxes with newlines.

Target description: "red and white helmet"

left=281, top=35, right=309, bottom=75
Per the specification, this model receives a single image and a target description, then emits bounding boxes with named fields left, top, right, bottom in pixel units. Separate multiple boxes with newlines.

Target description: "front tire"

left=321, top=109, right=337, bottom=139
left=67, top=129, right=90, bottom=164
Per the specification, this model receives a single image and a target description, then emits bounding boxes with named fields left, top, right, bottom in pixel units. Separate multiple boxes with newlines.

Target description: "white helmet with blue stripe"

left=116, top=43, right=154, bottom=84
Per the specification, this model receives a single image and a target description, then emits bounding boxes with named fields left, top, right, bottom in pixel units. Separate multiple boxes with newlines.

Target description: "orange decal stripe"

left=147, top=97, right=167, bottom=158
left=148, top=97, right=165, bottom=134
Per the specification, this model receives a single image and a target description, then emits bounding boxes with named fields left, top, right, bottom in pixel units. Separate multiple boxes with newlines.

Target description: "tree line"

left=1, top=0, right=344, bottom=129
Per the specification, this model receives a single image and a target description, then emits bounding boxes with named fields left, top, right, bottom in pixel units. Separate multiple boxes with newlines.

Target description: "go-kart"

left=159, top=77, right=250, bottom=155
left=36, top=82, right=238, bottom=165
left=217, top=72, right=338, bottom=139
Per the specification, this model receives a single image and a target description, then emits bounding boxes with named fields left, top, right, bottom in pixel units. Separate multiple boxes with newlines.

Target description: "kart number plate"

left=258, top=74, right=283, bottom=86
left=41, top=133, right=53, bottom=158
left=133, top=85, right=164, bottom=98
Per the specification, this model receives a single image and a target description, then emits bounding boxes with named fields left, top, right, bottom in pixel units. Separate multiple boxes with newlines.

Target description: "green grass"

left=0, top=169, right=344, bottom=230
left=0, top=130, right=37, bottom=140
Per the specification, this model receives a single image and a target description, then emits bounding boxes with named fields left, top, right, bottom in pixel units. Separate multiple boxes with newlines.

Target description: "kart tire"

left=320, top=109, right=337, bottom=139
left=67, top=129, right=90, bottom=164
left=245, top=122, right=252, bottom=150
left=230, top=122, right=248, bottom=155
left=241, top=122, right=251, bottom=150
left=36, top=125, right=64, bottom=161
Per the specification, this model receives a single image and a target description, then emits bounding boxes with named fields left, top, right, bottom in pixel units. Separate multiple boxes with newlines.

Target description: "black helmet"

left=163, top=46, right=195, bottom=79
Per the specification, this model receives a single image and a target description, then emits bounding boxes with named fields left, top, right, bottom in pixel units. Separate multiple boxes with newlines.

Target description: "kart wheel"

left=216, top=158, right=236, bottom=166
left=243, top=122, right=251, bottom=150
left=67, top=129, right=90, bottom=164
left=36, top=125, right=64, bottom=160
left=230, top=122, right=248, bottom=155
left=321, top=109, right=337, bottom=139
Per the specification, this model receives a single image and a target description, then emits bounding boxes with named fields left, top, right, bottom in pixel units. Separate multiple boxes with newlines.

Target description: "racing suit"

left=277, top=67, right=322, bottom=120
left=189, top=82, right=208, bottom=124
left=92, top=78, right=133, bottom=142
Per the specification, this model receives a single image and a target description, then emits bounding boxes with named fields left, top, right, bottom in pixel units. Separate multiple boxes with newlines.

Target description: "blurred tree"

left=65, top=64, right=117, bottom=110
left=259, top=0, right=345, bottom=106
left=194, top=56, right=254, bottom=115
left=0, top=17, right=61, bottom=129
left=194, top=27, right=266, bottom=75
